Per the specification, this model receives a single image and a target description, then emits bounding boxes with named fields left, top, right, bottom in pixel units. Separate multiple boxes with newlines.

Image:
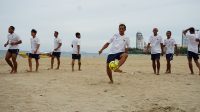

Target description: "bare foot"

left=72, top=69, right=74, bottom=72
left=114, top=69, right=123, bottom=73
left=156, top=73, right=160, bottom=75
left=78, top=69, right=82, bottom=71
left=108, top=81, right=113, bottom=84
left=48, top=68, right=53, bottom=70
left=191, top=72, right=194, bottom=75
left=55, top=68, right=59, bottom=70
left=10, top=68, right=14, bottom=74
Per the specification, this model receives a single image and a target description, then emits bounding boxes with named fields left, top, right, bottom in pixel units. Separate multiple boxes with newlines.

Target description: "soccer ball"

left=109, top=60, right=119, bottom=70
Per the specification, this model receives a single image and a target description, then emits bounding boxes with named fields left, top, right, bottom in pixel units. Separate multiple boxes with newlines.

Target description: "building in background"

left=136, top=32, right=144, bottom=49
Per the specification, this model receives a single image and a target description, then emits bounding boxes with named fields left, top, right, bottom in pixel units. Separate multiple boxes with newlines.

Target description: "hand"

left=4, top=43, right=8, bottom=47
left=54, top=48, right=58, bottom=51
left=161, top=52, right=164, bottom=56
left=98, top=50, right=102, bottom=55
left=196, top=38, right=200, bottom=42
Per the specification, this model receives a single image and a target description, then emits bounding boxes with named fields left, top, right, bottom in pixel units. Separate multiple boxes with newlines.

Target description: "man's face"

left=54, top=32, right=58, bottom=37
left=153, top=28, right=158, bottom=35
left=8, top=27, right=13, bottom=33
left=119, top=26, right=126, bottom=34
left=31, top=32, right=36, bottom=37
left=166, top=32, right=171, bottom=38
left=76, top=34, right=81, bottom=38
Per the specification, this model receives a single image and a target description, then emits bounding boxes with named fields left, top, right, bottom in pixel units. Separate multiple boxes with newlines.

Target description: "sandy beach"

left=0, top=55, right=200, bottom=112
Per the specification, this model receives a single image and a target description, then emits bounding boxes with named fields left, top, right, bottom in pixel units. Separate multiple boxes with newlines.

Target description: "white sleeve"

left=77, top=40, right=80, bottom=45
left=16, top=34, right=21, bottom=41
left=59, top=38, right=62, bottom=43
left=36, top=38, right=40, bottom=44
left=108, top=35, right=115, bottom=43
left=163, top=39, right=166, bottom=45
left=173, top=39, right=176, bottom=45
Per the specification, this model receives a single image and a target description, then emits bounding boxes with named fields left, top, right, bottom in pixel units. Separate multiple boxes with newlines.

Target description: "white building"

left=136, top=32, right=144, bottom=49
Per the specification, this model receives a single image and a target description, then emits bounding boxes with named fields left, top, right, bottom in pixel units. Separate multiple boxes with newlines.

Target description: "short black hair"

left=75, top=32, right=80, bottom=36
left=10, top=26, right=15, bottom=31
left=55, top=31, right=59, bottom=34
left=31, top=29, right=37, bottom=34
left=119, top=24, right=126, bottom=30
left=166, top=31, right=171, bottom=33
left=189, top=27, right=195, bottom=33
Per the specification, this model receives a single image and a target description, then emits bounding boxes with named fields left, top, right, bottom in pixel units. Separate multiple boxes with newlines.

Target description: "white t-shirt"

left=185, top=33, right=199, bottom=53
left=148, top=35, right=163, bottom=54
left=72, top=38, right=81, bottom=54
left=7, top=33, right=21, bottom=49
left=108, top=33, right=130, bottom=54
left=54, top=37, right=62, bottom=52
left=30, top=37, right=40, bottom=54
left=164, top=38, right=176, bottom=54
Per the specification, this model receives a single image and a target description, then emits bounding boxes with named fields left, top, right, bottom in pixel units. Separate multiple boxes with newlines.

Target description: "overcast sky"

left=0, top=0, right=200, bottom=53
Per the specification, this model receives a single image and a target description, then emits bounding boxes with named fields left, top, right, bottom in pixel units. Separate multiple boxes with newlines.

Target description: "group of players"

left=3, top=24, right=200, bottom=84
left=4, top=26, right=82, bottom=73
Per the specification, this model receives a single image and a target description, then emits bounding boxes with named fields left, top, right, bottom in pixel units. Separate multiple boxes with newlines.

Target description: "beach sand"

left=0, top=55, right=200, bottom=112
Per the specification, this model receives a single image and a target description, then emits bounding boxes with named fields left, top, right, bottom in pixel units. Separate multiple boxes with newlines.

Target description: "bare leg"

left=11, top=54, right=18, bottom=74
left=72, top=59, right=75, bottom=72
left=56, top=57, right=60, bottom=70
left=156, top=59, right=160, bottom=75
left=114, top=53, right=128, bottom=72
left=166, top=60, right=171, bottom=73
left=152, top=60, right=156, bottom=74
left=35, top=59, right=39, bottom=72
left=188, top=58, right=194, bottom=74
left=194, top=60, right=200, bottom=75
left=50, top=56, right=54, bottom=69
left=28, top=57, right=32, bottom=72
left=107, top=63, right=113, bottom=84
left=5, top=51, right=14, bottom=74
left=78, top=59, right=81, bottom=71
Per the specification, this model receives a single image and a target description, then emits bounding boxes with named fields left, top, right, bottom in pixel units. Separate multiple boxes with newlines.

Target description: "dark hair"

left=31, top=29, right=37, bottom=34
left=10, top=26, right=15, bottom=31
left=55, top=31, right=59, bottom=34
left=166, top=31, right=171, bottom=34
left=75, top=32, right=80, bottom=36
left=119, top=24, right=126, bottom=30
left=189, top=27, right=195, bottom=33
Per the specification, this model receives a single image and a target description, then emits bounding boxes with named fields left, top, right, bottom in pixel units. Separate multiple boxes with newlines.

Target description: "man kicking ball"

left=99, top=24, right=130, bottom=84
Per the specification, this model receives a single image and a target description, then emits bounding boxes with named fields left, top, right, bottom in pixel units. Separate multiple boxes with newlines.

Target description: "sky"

left=0, top=0, right=200, bottom=53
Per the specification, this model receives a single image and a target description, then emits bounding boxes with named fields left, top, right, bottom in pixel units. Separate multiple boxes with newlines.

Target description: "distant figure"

left=163, top=31, right=178, bottom=74
left=50, top=31, right=62, bottom=70
left=4, top=26, right=22, bottom=74
left=183, top=27, right=200, bottom=75
left=147, top=28, right=164, bottom=75
left=27, top=29, right=40, bottom=72
left=71, top=32, right=81, bottom=72
left=99, top=24, right=130, bottom=84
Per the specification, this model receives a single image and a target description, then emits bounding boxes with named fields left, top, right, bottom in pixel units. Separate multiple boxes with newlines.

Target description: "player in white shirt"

left=27, top=29, right=40, bottom=72
left=147, top=28, right=164, bottom=75
left=4, top=26, right=22, bottom=74
left=50, top=31, right=62, bottom=70
left=71, top=32, right=81, bottom=72
left=163, top=31, right=178, bottom=74
left=183, top=27, right=200, bottom=75
left=99, top=24, right=130, bottom=84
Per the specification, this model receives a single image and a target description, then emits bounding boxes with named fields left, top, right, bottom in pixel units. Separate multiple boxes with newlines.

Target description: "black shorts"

left=72, top=54, right=81, bottom=60
left=107, top=52, right=124, bottom=63
left=52, top=52, right=61, bottom=58
left=151, top=53, right=160, bottom=61
left=8, top=49, right=19, bottom=55
left=187, top=51, right=199, bottom=60
left=28, top=53, right=40, bottom=60
left=166, top=53, right=173, bottom=61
